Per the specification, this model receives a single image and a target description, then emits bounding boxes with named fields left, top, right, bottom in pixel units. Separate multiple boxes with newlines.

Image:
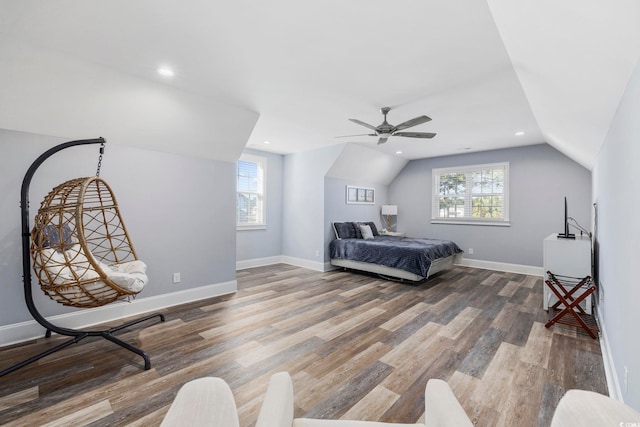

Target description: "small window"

left=432, top=162, right=509, bottom=226
left=237, top=154, right=266, bottom=229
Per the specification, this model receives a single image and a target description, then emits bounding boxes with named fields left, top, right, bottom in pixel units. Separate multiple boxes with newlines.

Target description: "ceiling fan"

left=338, top=107, right=436, bottom=145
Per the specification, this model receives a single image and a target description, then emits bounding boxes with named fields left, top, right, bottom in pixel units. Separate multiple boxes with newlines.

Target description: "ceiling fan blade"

left=334, top=133, right=376, bottom=138
left=349, top=118, right=378, bottom=131
left=377, top=137, right=388, bottom=145
left=393, top=131, right=437, bottom=139
left=393, top=115, right=432, bottom=131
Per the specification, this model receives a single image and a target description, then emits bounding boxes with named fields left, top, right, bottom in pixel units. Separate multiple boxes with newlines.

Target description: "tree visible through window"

left=432, top=162, right=509, bottom=225
left=237, top=154, right=266, bottom=228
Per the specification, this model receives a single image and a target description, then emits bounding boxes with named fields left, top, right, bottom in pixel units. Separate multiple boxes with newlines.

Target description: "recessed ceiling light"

left=157, top=66, right=175, bottom=77
left=515, top=131, right=525, bottom=136
left=395, top=151, right=402, bottom=155
left=263, top=141, right=271, bottom=144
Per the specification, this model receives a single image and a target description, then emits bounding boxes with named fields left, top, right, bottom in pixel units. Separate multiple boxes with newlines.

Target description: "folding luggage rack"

left=544, top=271, right=599, bottom=339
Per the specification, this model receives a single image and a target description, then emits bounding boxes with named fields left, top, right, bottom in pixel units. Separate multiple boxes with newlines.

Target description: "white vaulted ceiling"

left=1, top=0, right=638, bottom=168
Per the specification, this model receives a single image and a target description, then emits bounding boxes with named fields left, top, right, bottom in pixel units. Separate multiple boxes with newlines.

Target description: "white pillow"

left=42, top=245, right=146, bottom=294
left=99, top=260, right=148, bottom=293
left=66, top=244, right=98, bottom=279
left=41, top=244, right=100, bottom=284
left=359, top=224, right=374, bottom=240
left=41, top=247, right=73, bottom=282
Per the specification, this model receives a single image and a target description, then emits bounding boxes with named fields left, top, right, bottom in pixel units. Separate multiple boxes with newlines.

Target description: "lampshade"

left=381, top=205, right=398, bottom=215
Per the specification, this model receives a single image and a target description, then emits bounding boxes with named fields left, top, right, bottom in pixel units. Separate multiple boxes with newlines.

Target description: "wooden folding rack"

left=544, top=271, right=599, bottom=339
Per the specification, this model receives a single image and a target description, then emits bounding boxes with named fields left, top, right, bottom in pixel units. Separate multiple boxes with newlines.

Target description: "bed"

left=329, top=221, right=463, bottom=282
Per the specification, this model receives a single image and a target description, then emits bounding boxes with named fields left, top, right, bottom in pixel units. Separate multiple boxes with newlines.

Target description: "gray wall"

left=236, top=148, right=284, bottom=262
left=282, top=145, right=343, bottom=266
left=0, top=129, right=237, bottom=325
left=324, top=177, right=389, bottom=261
left=593, top=58, right=640, bottom=409
left=389, top=144, right=592, bottom=268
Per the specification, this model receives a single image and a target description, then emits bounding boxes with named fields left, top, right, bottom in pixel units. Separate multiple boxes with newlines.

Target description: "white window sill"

left=431, top=219, right=510, bottom=227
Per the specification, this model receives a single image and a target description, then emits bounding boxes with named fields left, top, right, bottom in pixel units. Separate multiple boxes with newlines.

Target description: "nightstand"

left=380, top=231, right=405, bottom=237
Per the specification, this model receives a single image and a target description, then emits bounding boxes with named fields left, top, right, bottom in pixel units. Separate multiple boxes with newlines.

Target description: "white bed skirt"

left=330, top=253, right=461, bottom=282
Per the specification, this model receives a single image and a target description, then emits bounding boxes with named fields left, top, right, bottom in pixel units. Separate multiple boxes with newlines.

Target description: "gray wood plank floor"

left=0, top=264, right=608, bottom=426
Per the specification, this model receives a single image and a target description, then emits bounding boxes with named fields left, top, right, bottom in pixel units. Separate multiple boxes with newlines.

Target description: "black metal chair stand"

left=0, top=138, right=164, bottom=378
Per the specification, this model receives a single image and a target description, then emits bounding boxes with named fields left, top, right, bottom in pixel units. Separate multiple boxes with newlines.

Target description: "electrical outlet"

left=315, top=249, right=320, bottom=257
left=173, top=272, right=181, bottom=284
left=468, top=248, right=474, bottom=255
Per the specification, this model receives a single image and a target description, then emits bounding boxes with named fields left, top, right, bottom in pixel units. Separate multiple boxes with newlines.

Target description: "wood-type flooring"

left=0, top=264, right=608, bottom=426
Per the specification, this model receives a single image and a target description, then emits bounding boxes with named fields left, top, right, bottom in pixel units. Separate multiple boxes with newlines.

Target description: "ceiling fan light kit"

left=341, top=107, right=437, bottom=145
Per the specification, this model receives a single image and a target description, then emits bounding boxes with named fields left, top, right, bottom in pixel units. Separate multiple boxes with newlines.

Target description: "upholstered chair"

left=162, top=371, right=640, bottom=427
left=550, top=388, right=640, bottom=426
left=161, top=372, right=472, bottom=427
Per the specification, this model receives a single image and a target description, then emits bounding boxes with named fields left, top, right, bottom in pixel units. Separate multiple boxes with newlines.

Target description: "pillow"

left=354, top=221, right=379, bottom=238
left=37, top=224, right=75, bottom=251
left=333, top=222, right=357, bottom=239
left=363, top=221, right=380, bottom=236
left=352, top=222, right=363, bottom=239
left=99, top=260, right=148, bottom=292
left=359, top=224, right=374, bottom=240
left=41, top=244, right=100, bottom=284
left=41, top=247, right=74, bottom=282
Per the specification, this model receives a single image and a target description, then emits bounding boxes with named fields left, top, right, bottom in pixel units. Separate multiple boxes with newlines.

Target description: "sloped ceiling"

left=488, top=0, right=640, bottom=169
left=326, top=144, right=409, bottom=186
left=1, top=1, right=638, bottom=169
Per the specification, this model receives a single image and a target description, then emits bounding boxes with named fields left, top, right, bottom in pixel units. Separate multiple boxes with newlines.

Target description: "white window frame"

left=237, top=153, right=267, bottom=230
left=431, top=162, right=510, bottom=226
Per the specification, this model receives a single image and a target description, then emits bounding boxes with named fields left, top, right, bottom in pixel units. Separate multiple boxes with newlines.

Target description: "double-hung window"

left=432, top=162, right=509, bottom=226
left=237, top=153, right=266, bottom=229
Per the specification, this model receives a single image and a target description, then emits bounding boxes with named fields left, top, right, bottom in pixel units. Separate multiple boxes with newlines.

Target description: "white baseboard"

left=597, top=305, right=622, bottom=401
left=279, top=256, right=325, bottom=272
left=237, top=256, right=285, bottom=270
left=236, top=255, right=326, bottom=272
left=0, top=280, right=237, bottom=348
left=456, top=257, right=544, bottom=276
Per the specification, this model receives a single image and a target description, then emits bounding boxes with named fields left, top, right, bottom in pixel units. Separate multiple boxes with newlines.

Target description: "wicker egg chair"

left=31, top=176, right=145, bottom=308
left=0, top=138, right=164, bottom=378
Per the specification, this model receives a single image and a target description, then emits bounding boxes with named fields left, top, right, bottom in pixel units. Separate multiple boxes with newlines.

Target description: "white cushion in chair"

left=161, top=374, right=473, bottom=427
left=99, top=259, right=148, bottom=292
left=424, top=379, right=473, bottom=427
left=160, top=377, right=239, bottom=427
left=256, top=372, right=295, bottom=427
left=294, top=420, right=423, bottom=426
left=551, top=389, right=640, bottom=427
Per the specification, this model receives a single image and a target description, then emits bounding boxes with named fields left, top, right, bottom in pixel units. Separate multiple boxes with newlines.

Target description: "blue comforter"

left=330, top=236, right=463, bottom=277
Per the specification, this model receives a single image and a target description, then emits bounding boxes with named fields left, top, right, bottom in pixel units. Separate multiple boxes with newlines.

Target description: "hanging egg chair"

left=31, top=176, right=148, bottom=308
left=0, top=138, right=164, bottom=378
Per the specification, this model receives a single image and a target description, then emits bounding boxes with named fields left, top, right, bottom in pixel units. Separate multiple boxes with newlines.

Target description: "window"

left=237, top=154, right=266, bottom=229
left=432, top=162, right=509, bottom=226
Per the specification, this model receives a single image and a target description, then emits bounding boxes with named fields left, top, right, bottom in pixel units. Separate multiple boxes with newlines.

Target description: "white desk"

left=543, top=233, right=592, bottom=314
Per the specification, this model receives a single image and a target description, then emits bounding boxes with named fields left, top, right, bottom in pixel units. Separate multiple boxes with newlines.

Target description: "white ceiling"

left=1, top=1, right=638, bottom=169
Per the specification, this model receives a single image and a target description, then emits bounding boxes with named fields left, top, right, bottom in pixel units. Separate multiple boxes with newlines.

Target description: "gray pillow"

left=354, top=221, right=379, bottom=237
left=364, top=221, right=379, bottom=236
left=37, top=224, right=75, bottom=251
left=359, top=224, right=374, bottom=240
left=333, top=222, right=357, bottom=239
